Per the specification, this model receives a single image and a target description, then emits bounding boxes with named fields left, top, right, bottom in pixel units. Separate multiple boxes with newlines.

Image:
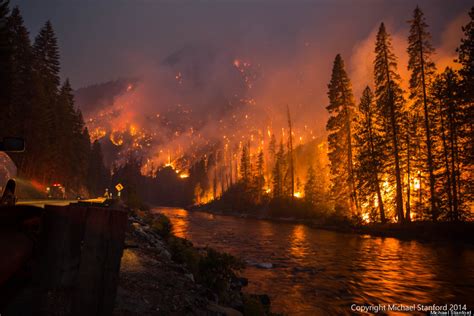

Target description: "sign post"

left=115, top=183, right=124, bottom=198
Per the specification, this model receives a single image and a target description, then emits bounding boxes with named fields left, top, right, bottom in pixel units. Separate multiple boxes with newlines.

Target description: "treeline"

left=190, top=132, right=331, bottom=218
left=0, top=1, right=109, bottom=196
left=193, top=6, right=473, bottom=224
left=327, top=6, right=473, bottom=223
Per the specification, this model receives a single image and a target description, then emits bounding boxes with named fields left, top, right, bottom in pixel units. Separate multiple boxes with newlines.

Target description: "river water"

left=154, top=207, right=474, bottom=315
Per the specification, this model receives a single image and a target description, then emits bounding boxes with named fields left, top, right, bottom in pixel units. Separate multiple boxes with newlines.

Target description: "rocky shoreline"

left=114, top=210, right=277, bottom=315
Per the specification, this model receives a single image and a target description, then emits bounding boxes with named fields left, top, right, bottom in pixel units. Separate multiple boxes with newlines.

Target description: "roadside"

left=114, top=209, right=278, bottom=315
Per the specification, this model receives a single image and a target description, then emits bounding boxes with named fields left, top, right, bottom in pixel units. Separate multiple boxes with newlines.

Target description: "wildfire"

left=129, top=125, right=138, bottom=136
left=179, top=172, right=190, bottom=179
left=413, top=178, right=420, bottom=190
left=362, top=212, right=370, bottom=223
left=293, top=191, right=303, bottom=199
left=110, top=131, right=124, bottom=146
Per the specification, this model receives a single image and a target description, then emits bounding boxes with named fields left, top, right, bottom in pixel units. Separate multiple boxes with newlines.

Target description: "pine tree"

left=432, top=68, right=466, bottom=221
left=326, top=54, right=358, bottom=215
left=456, top=7, right=474, bottom=208
left=304, top=165, right=317, bottom=206
left=239, top=143, right=251, bottom=187
left=6, top=6, right=35, bottom=172
left=272, top=140, right=286, bottom=198
left=374, top=23, right=406, bottom=223
left=287, top=105, right=295, bottom=199
left=457, top=6, right=474, bottom=109
left=354, top=87, right=386, bottom=223
left=56, top=79, right=90, bottom=191
left=407, top=6, right=438, bottom=220
left=87, top=140, right=109, bottom=197
left=32, top=20, right=61, bottom=183
left=256, top=149, right=265, bottom=189
left=267, top=133, right=276, bottom=183
left=0, top=0, right=11, bottom=135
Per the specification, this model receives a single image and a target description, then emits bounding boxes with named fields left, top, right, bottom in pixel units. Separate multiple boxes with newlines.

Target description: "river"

left=154, top=207, right=474, bottom=315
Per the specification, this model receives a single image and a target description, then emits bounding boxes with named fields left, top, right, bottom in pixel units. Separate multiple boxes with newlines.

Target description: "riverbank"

left=114, top=208, right=277, bottom=315
left=188, top=204, right=474, bottom=245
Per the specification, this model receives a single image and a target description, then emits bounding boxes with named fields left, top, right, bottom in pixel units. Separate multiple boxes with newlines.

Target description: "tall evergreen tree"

left=56, top=79, right=90, bottom=191
left=272, top=140, right=286, bottom=198
left=32, top=20, right=61, bottom=182
left=432, top=68, right=466, bottom=221
left=354, top=87, right=386, bottom=223
left=457, top=6, right=474, bottom=110
left=0, top=0, right=11, bottom=135
left=87, top=140, right=109, bottom=197
left=5, top=6, right=35, bottom=172
left=407, top=6, right=438, bottom=220
left=239, top=143, right=251, bottom=187
left=326, top=54, right=358, bottom=215
left=286, top=105, right=295, bottom=200
left=374, top=23, right=406, bottom=223
left=456, top=6, right=474, bottom=207
left=304, top=165, right=317, bottom=206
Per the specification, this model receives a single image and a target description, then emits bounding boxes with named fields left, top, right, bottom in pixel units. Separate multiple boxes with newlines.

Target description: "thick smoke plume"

left=77, top=9, right=468, bottom=176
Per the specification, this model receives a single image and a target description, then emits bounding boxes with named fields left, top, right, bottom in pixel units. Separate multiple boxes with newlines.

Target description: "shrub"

left=167, top=236, right=244, bottom=301
left=197, top=248, right=244, bottom=296
left=150, top=213, right=173, bottom=239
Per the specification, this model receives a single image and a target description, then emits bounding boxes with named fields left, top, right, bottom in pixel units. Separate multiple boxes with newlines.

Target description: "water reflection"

left=155, top=208, right=474, bottom=315
left=166, top=208, right=188, bottom=239
left=290, top=225, right=307, bottom=259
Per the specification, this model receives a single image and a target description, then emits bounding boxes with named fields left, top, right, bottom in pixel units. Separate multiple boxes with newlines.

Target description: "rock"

left=256, top=262, right=273, bottom=269
left=233, top=277, right=248, bottom=287
left=207, top=303, right=243, bottom=316
left=253, top=294, right=271, bottom=306
left=160, top=249, right=171, bottom=260
left=185, top=273, right=195, bottom=282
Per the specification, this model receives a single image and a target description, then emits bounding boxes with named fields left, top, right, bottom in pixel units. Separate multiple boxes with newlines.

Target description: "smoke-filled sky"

left=11, top=0, right=471, bottom=88
left=10, top=0, right=473, bottom=170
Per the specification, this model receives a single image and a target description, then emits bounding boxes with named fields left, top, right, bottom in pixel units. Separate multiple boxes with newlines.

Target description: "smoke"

left=78, top=5, right=469, bottom=175
left=349, top=12, right=468, bottom=100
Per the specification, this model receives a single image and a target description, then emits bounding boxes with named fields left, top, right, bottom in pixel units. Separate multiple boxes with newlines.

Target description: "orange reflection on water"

left=169, top=208, right=189, bottom=239
left=290, top=225, right=307, bottom=258
left=356, top=236, right=440, bottom=307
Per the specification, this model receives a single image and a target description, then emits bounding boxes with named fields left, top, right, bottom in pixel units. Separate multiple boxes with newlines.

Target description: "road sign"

left=115, top=183, right=124, bottom=192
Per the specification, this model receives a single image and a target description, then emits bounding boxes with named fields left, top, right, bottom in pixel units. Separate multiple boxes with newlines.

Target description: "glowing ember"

left=293, top=191, right=303, bottom=199
left=362, top=212, right=370, bottom=223
left=413, top=178, right=420, bottom=190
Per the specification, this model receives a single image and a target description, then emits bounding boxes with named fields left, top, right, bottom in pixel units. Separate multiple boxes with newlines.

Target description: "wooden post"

left=71, top=207, right=128, bottom=316
left=36, top=205, right=87, bottom=288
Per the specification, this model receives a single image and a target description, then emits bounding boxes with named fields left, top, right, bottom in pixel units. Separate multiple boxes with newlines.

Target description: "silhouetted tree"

left=407, top=6, right=438, bottom=220
left=326, top=54, right=358, bottom=215
left=374, top=23, right=406, bottom=223
left=354, top=87, right=386, bottom=223
left=0, top=0, right=11, bottom=135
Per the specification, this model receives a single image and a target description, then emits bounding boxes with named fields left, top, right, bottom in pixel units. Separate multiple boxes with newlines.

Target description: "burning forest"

left=69, top=6, right=474, bottom=224
left=1, top=1, right=474, bottom=314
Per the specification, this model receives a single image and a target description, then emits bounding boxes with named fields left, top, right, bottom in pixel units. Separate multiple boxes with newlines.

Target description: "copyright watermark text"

left=350, top=304, right=472, bottom=315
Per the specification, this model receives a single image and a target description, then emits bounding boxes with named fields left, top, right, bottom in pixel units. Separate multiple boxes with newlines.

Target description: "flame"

left=293, top=191, right=303, bottom=199
left=362, top=212, right=370, bottom=223
left=110, top=131, right=124, bottom=146
left=413, top=178, right=420, bottom=190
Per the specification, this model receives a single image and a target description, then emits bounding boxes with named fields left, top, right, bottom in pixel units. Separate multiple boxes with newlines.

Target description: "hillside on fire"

left=1, top=0, right=472, bottom=223
left=1, top=0, right=474, bottom=314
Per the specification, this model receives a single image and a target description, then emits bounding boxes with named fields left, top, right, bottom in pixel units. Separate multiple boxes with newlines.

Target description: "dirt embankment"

left=114, top=211, right=274, bottom=316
